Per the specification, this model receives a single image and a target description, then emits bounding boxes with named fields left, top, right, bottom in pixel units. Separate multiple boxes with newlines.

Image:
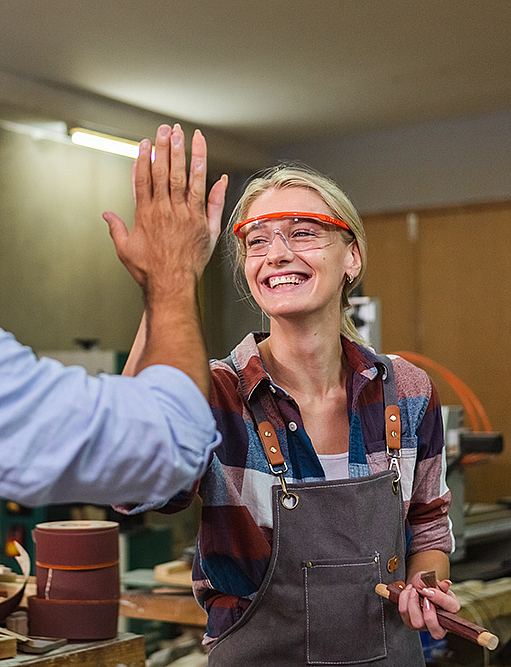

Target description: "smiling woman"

left=236, top=186, right=361, bottom=326
left=228, top=164, right=368, bottom=342
left=123, top=159, right=458, bottom=667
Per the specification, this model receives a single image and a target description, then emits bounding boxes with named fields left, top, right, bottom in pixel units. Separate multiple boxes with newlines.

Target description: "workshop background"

left=0, top=1, right=511, bottom=665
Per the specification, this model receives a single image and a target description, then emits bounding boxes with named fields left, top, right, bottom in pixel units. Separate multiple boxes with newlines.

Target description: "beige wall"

left=276, top=111, right=511, bottom=213
left=0, top=126, right=261, bottom=360
left=0, top=127, right=143, bottom=353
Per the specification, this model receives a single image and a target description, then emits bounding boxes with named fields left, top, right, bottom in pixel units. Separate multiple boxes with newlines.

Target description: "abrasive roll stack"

left=28, top=521, right=120, bottom=640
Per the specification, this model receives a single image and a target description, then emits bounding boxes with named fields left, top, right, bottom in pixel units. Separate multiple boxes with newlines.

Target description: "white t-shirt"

left=317, top=451, right=349, bottom=480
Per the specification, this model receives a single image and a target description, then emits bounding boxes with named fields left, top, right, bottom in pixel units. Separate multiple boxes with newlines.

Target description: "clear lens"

left=241, top=216, right=338, bottom=257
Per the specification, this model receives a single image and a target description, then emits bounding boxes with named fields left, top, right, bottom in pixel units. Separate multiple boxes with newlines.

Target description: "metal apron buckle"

left=378, top=354, right=403, bottom=496
left=258, top=415, right=300, bottom=510
left=269, top=462, right=299, bottom=509
left=388, top=452, right=401, bottom=494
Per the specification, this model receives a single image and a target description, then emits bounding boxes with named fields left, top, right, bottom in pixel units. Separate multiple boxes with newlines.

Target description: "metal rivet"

left=390, top=414, right=397, bottom=422
left=270, top=446, right=277, bottom=453
left=387, top=556, right=399, bottom=573
left=374, top=555, right=380, bottom=563
left=391, top=430, right=397, bottom=438
left=264, top=431, right=271, bottom=437
left=288, top=421, right=298, bottom=432
left=306, top=561, right=313, bottom=568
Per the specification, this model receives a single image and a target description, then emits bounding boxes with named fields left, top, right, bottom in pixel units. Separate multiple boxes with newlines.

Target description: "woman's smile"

left=264, top=272, right=310, bottom=289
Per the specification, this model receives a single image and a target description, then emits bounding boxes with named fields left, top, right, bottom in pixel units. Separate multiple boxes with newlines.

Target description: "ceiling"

left=0, top=0, right=510, bottom=168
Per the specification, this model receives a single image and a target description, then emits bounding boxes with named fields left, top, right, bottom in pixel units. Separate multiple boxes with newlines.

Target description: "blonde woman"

left=123, top=135, right=459, bottom=666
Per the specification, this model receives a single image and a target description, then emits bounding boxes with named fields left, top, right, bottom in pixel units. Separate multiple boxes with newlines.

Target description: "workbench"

left=120, top=569, right=206, bottom=627
left=0, top=633, right=145, bottom=666
left=120, top=588, right=206, bottom=627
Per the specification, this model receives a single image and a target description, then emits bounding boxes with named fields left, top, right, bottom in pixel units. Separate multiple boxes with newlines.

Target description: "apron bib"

left=208, top=471, right=425, bottom=666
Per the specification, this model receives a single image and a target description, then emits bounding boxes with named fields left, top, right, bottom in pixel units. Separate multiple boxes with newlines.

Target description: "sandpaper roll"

left=28, top=597, right=119, bottom=640
left=34, top=521, right=119, bottom=568
left=31, top=520, right=120, bottom=640
left=36, top=563, right=120, bottom=600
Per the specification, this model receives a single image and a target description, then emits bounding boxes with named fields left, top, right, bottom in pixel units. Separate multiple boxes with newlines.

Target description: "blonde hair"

left=227, top=163, right=368, bottom=343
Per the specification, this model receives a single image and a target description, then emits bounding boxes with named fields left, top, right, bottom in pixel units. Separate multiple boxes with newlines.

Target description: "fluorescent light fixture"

left=70, top=128, right=141, bottom=159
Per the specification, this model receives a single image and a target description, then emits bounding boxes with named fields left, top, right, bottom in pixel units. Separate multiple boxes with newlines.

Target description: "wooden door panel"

left=363, top=203, right=511, bottom=502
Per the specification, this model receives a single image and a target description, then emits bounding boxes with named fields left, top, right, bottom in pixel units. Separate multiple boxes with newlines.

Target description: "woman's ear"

left=347, top=241, right=362, bottom=279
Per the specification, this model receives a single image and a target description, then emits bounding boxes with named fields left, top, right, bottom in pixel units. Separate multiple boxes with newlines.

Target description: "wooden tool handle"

left=375, top=583, right=499, bottom=651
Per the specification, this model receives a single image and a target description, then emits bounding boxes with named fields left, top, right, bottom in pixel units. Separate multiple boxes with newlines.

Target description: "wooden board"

left=363, top=199, right=511, bottom=503
left=153, top=561, right=193, bottom=589
left=0, top=633, right=145, bottom=666
left=120, top=590, right=206, bottom=627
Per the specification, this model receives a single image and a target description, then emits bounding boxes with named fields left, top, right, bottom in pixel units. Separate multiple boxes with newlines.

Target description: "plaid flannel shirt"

left=161, top=332, right=453, bottom=640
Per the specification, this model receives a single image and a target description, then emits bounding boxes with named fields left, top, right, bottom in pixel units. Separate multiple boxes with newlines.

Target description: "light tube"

left=70, top=128, right=142, bottom=159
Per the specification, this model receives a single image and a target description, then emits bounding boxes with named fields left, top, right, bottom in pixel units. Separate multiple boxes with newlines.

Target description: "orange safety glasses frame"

left=233, top=211, right=351, bottom=237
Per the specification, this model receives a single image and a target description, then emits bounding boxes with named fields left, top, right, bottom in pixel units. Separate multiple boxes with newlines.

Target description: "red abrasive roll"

left=34, top=520, right=119, bottom=567
left=35, top=563, right=120, bottom=600
left=27, top=598, right=119, bottom=641
left=29, top=521, right=120, bottom=640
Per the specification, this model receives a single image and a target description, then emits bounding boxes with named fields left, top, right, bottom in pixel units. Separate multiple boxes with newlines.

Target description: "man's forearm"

left=135, top=284, right=210, bottom=399
left=0, top=327, right=218, bottom=506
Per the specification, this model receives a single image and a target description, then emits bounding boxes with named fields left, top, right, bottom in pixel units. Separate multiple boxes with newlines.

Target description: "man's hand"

left=102, top=124, right=228, bottom=397
left=103, top=123, right=227, bottom=302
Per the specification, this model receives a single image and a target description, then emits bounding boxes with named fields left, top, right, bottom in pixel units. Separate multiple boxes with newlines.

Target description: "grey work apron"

left=208, top=470, right=425, bottom=666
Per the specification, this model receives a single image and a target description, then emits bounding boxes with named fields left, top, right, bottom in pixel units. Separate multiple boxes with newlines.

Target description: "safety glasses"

left=233, top=212, right=351, bottom=257
left=233, top=211, right=350, bottom=236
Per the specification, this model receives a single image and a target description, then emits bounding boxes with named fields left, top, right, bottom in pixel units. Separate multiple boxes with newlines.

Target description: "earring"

left=347, top=273, right=354, bottom=284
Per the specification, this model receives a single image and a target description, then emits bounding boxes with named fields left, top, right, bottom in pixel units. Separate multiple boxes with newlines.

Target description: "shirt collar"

left=341, top=336, right=381, bottom=380
left=230, top=332, right=381, bottom=402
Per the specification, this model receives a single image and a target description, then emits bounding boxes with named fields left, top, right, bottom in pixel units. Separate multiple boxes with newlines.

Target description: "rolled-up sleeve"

left=0, top=329, right=220, bottom=507
left=406, top=381, right=453, bottom=555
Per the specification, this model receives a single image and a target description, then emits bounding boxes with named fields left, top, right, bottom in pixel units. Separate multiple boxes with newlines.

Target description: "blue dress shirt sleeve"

left=0, top=328, right=220, bottom=507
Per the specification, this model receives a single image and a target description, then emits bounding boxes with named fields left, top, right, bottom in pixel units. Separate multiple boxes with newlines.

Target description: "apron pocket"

left=303, top=554, right=386, bottom=665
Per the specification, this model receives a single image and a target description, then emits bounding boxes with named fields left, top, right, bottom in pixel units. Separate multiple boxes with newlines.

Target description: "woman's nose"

left=265, top=230, right=294, bottom=262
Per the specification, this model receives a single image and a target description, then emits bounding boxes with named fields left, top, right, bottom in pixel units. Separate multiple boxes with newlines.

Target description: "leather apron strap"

left=247, top=352, right=403, bottom=498
left=375, top=354, right=402, bottom=490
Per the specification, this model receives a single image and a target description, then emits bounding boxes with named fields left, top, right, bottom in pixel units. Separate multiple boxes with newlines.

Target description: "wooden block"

left=120, top=590, right=207, bottom=627
left=153, top=561, right=193, bottom=588
left=0, top=636, right=17, bottom=659
left=420, top=570, right=438, bottom=589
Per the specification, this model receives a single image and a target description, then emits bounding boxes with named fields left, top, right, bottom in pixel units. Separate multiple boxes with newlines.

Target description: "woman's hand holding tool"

left=375, top=579, right=499, bottom=650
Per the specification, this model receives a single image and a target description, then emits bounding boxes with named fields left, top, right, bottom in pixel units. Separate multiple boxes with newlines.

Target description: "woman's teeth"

left=268, top=275, right=306, bottom=288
